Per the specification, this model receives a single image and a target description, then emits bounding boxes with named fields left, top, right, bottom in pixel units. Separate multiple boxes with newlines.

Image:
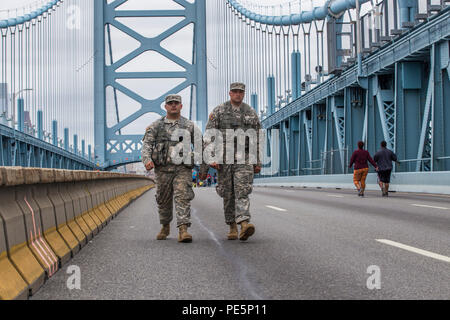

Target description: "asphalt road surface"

left=32, top=185, right=450, bottom=300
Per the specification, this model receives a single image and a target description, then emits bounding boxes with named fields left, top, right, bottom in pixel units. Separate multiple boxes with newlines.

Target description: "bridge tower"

left=94, top=0, right=208, bottom=170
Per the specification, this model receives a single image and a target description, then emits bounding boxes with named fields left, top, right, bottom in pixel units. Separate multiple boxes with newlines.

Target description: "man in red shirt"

left=349, top=141, right=378, bottom=197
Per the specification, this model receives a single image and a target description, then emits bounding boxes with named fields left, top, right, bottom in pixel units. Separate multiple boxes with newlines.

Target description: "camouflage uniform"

left=201, top=98, right=262, bottom=225
left=142, top=115, right=199, bottom=228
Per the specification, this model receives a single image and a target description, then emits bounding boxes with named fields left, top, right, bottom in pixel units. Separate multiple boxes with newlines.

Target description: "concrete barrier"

left=29, top=169, right=72, bottom=267
left=62, top=170, right=94, bottom=242
left=0, top=167, right=154, bottom=300
left=44, top=169, right=81, bottom=257
left=0, top=169, right=30, bottom=300
left=0, top=167, right=47, bottom=298
left=55, top=170, right=87, bottom=248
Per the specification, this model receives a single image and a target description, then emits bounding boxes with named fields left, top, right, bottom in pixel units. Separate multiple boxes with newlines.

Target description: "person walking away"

left=141, top=95, right=201, bottom=243
left=374, top=141, right=398, bottom=197
left=349, top=141, right=378, bottom=197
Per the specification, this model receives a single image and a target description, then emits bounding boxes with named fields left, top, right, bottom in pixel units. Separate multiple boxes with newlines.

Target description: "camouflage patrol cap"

left=230, top=82, right=246, bottom=91
left=165, top=94, right=182, bottom=104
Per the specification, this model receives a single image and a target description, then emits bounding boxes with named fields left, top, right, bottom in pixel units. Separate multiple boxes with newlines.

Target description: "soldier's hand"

left=145, top=161, right=155, bottom=171
left=199, top=173, right=207, bottom=180
left=254, top=165, right=261, bottom=174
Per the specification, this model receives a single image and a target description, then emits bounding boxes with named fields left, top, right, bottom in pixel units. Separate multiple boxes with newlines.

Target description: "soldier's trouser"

left=155, top=166, right=194, bottom=227
left=216, top=164, right=254, bottom=225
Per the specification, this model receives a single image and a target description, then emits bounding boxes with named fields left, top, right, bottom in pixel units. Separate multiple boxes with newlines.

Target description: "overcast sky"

left=0, top=0, right=294, bottom=137
left=0, top=0, right=372, bottom=142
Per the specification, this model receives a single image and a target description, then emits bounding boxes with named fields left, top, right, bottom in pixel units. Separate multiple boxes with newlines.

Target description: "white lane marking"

left=327, top=194, right=344, bottom=198
left=265, top=205, right=287, bottom=212
left=376, top=239, right=450, bottom=263
left=411, top=204, right=448, bottom=210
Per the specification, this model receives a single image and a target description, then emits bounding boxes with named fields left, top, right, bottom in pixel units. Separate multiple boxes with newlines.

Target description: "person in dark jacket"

left=349, top=141, right=378, bottom=197
left=374, top=141, right=398, bottom=197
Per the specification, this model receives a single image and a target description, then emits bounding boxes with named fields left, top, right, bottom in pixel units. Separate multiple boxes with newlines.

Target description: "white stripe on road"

left=411, top=204, right=448, bottom=210
left=265, top=205, right=287, bottom=212
left=327, top=194, right=344, bottom=198
left=376, top=239, right=450, bottom=263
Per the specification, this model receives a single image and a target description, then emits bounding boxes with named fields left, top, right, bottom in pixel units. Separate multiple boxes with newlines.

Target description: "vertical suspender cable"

left=10, top=25, right=16, bottom=129
left=1, top=28, right=6, bottom=121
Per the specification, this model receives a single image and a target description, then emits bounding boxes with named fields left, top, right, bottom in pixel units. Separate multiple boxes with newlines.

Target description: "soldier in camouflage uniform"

left=200, top=83, right=262, bottom=241
left=142, top=94, right=200, bottom=243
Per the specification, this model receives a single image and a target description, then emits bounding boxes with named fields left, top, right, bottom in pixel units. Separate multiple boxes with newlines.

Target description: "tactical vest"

left=217, top=103, right=259, bottom=163
left=151, top=117, right=194, bottom=168
left=218, top=103, right=259, bottom=130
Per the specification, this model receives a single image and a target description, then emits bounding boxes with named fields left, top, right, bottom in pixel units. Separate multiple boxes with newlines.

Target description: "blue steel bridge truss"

left=94, top=0, right=208, bottom=170
left=0, top=0, right=449, bottom=176
left=261, top=6, right=450, bottom=177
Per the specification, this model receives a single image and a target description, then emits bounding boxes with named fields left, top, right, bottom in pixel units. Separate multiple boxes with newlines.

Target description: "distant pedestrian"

left=192, top=170, right=198, bottom=187
left=374, top=141, right=398, bottom=197
left=349, top=141, right=378, bottom=197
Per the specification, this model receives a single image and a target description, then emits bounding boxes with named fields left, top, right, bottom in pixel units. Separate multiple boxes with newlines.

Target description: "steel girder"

left=94, top=0, right=208, bottom=170
left=262, top=8, right=450, bottom=129
left=0, top=124, right=94, bottom=170
left=260, top=9, right=450, bottom=177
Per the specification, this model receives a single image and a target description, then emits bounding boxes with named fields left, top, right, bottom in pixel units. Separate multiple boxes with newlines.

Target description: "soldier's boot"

left=239, top=221, right=255, bottom=241
left=227, top=223, right=238, bottom=240
left=178, top=225, right=193, bottom=243
left=157, top=224, right=170, bottom=240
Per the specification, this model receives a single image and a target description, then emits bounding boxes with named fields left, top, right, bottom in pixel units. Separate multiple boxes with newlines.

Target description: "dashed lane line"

left=376, top=239, right=450, bottom=263
left=265, top=205, right=287, bottom=212
left=411, top=204, right=448, bottom=210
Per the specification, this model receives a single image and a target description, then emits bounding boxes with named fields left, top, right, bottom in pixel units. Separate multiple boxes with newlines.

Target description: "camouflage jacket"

left=201, top=101, right=262, bottom=172
left=141, top=116, right=201, bottom=170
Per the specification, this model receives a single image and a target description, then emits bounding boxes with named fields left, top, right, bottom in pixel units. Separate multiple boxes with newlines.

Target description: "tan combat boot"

left=227, top=223, right=238, bottom=240
left=239, top=221, right=255, bottom=241
left=156, top=224, right=170, bottom=240
left=178, top=225, right=193, bottom=243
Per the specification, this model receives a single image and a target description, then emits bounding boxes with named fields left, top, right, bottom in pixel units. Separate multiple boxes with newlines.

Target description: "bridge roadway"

left=32, top=186, right=450, bottom=300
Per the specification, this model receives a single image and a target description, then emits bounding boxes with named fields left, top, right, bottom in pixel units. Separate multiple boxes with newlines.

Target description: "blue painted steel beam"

left=251, top=94, right=258, bottom=112
left=64, top=128, right=69, bottom=151
left=82, top=140, right=85, bottom=159
left=73, top=135, right=78, bottom=156
left=0, top=123, right=94, bottom=169
left=267, top=76, right=276, bottom=115
left=52, top=120, right=58, bottom=146
left=37, top=110, right=43, bottom=140
left=398, top=0, right=418, bottom=26
left=291, top=51, right=301, bottom=100
left=262, top=8, right=450, bottom=129
left=17, top=98, right=24, bottom=132
left=96, top=0, right=208, bottom=169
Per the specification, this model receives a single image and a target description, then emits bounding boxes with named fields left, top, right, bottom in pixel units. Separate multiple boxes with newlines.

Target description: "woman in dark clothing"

left=349, top=141, right=378, bottom=197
